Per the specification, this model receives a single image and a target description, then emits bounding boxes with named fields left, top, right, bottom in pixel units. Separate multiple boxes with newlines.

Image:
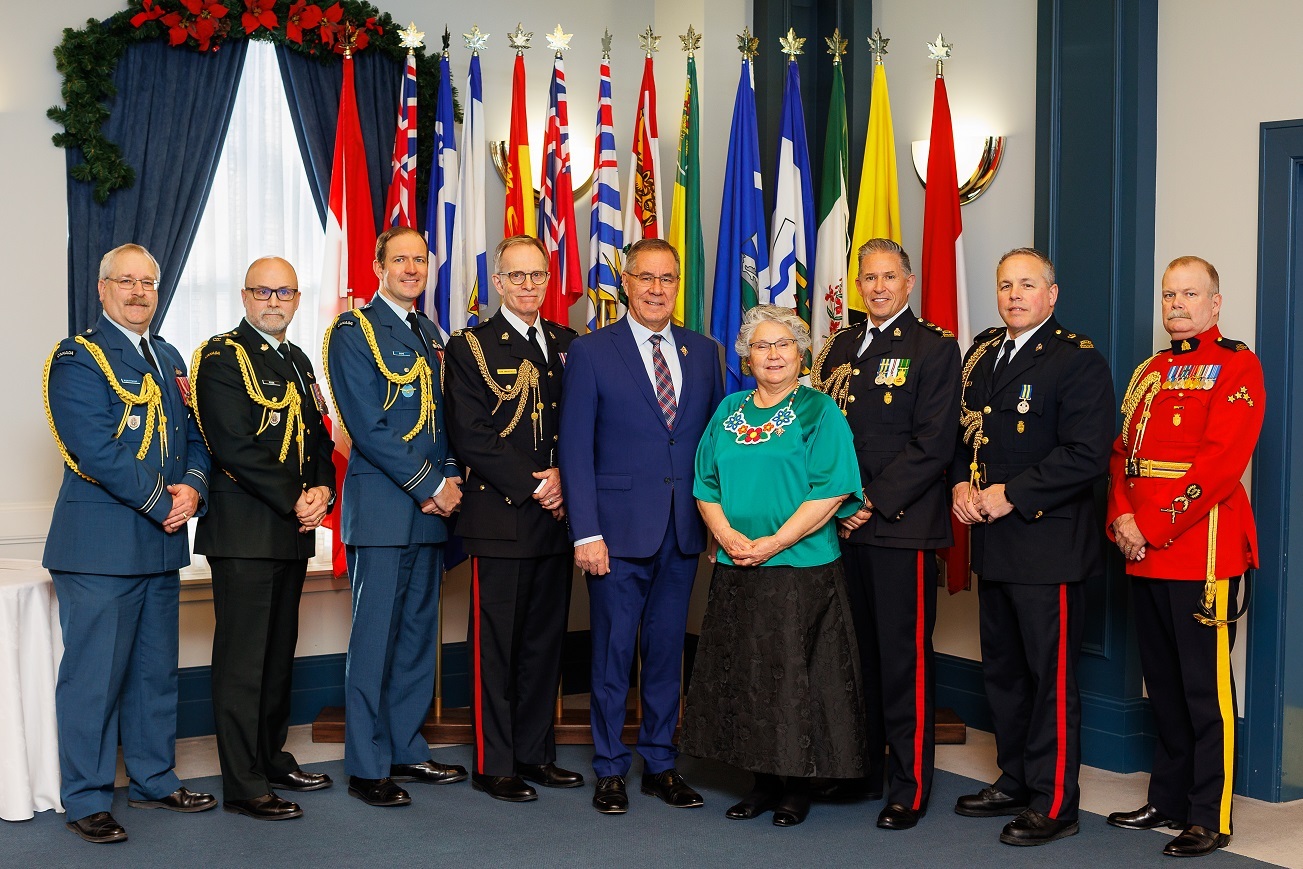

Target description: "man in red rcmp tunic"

left=1105, top=255, right=1264, bottom=858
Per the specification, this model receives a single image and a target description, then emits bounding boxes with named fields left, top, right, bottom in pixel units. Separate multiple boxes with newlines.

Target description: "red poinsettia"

left=241, top=0, right=277, bottom=34
left=317, top=2, right=343, bottom=47
left=161, top=0, right=229, bottom=51
left=130, top=0, right=167, bottom=28
left=284, top=0, right=323, bottom=44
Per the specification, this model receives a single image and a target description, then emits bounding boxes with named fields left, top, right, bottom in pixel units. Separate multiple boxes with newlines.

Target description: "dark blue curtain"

left=65, top=39, right=249, bottom=336
left=276, top=48, right=402, bottom=231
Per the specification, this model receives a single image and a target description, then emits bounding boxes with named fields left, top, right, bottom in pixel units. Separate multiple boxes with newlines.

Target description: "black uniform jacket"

left=193, top=319, right=336, bottom=560
left=814, top=310, right=961, bottom=549
left=444, top=310, right=575, bottom=558
left=948, top=316, right=1114, bottom=584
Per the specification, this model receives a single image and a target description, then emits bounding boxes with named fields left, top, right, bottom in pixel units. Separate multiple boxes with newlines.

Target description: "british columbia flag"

left=538, top=52, right=582, bottom=324
left=586, top=56, right=623, bottom=332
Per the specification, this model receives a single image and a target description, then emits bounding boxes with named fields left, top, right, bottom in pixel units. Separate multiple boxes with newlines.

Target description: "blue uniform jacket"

left=325, top=301, right=458, bottom=547
left=42, top=314, right=210, bottom=575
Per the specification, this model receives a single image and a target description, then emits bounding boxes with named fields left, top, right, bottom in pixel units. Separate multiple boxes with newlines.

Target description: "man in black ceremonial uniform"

left=193, top=256, right=337, bottom=820
left=812, top=239, right=960, bottom=831
left=444, top=235, right=582, bottom=802
left=950, top=248, right=1114, bottom=846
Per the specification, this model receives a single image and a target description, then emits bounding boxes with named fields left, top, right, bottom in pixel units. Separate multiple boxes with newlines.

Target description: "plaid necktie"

left=650, top=334, right=677, bottom=428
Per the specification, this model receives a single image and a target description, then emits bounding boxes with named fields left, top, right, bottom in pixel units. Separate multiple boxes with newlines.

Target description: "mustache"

left=1166, top=311, right=1191, bottom=320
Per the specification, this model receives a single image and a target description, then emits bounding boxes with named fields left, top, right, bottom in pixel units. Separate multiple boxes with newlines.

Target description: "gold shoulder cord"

left=190, top=339, right=305, bottom=472
left=810, top=329, right=853, bottom=410
left=42, top=336, right=168, bottom=483
left=1120, top=353, right=1162, bottom=454
left=322, top=310, right=435, bottom=444
left=462, top=330, right=542, bottom=446
left=957, top=335, right=1003, bottom=489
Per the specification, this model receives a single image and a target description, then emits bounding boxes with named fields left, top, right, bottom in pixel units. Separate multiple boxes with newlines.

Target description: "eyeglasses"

left=245, top=287, right=300, bottom=301
left=496, top=270, right=550, bottom=286
left=624, top=272, right=681, bottom=288
left=108, top=276, right=159, bottom=291
left=748, top=338, right=800, bottom=353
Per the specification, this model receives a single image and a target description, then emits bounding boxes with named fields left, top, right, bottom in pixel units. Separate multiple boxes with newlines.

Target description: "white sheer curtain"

left=168, top=40, right=332, bottom=572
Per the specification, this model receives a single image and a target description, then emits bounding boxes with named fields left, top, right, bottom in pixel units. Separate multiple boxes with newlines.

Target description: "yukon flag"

left=586, top=51, right=623, bottom=332
left=504, top=50, right=536, bottom=238
left=668, top=48, right=704, bottom=332
left=451, top=50, right=489, bottom=330
left=383, top=50, right=419, bottom=229
left=424, top=50, right=458, bottom=340
left=320, top=49, right=377, bottom=579
left=811, top=49, right=849, bottom=346
left=847, top=52, right=901, bottom=312
left=920, top=66, right=972, bottom=594
left=710, top=54, right=769, bottom=394
left=538, top=46, right=582, bottom=324
left=766, top=47, right=816, bottom=342
left=623, top=53, right=663, bottom=245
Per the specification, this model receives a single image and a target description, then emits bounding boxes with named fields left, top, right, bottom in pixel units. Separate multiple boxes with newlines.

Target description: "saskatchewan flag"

left=669, top=55, right=705, bottom=331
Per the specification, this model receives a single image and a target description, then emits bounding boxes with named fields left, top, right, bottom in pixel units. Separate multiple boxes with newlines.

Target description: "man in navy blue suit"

left=43, top=243, right=217, bottom=844
left=324, top=227, right=467, bottom=808
left=559, top=238, right=724, bottom=815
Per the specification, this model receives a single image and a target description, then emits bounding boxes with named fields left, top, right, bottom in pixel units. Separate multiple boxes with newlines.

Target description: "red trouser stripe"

left=912, top=550, right=926, bottom=810
left=1049, top=583, right=1069, bottom=818
left=471, top=557, right=484, bottom=772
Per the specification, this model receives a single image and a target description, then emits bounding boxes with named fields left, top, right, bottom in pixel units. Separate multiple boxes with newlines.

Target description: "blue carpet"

left=1, top=745, right=1277, bottom=868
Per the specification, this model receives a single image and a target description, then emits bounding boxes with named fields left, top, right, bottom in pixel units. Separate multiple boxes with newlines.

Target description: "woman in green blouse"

left=681, top=305, right=867, bottom=827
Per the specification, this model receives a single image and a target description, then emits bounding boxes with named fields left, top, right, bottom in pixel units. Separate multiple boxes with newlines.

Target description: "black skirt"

left=680, top=560, right=866, bottom=778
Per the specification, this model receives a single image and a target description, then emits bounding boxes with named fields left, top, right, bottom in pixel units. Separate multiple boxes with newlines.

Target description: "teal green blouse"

left=694, top=385, right=862, bottom=567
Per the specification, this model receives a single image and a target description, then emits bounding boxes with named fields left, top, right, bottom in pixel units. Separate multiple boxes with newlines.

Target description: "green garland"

left=49, top=0, right=458, bottom=205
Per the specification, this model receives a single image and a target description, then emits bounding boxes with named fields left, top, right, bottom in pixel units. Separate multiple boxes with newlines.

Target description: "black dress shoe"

left=471, top=774, right=537, bottom=802
left=999, top=808, right=1080, bottom=846
left=517, top=762, right=584, bottom=788
left=772, top=791, right=811, bottom=827
left=593, top=775, right=628, bottom=814
left=391, top=760, right=468, bottom=785
left=640, top=769, right=704, bottom=808
left=877, top=803, right=925, bottom=830
left=1108, top=803, right=1183, bottom=830
left=955, top=785, right=1029, bottom=817
left=1163, top=824, right=1231, bottom=857
left=726, top=790, right=782, bottom=820
left=811, top=777, right=883, bottom=803
left=347, top=776, right=411, bottom=807
left=66, top=811, right=127, bottom=844
left=127, top=786, right=217, bottom=812
left=267, top=769, right=332, bottom=792
left=224, top=793, right=303, bottom=820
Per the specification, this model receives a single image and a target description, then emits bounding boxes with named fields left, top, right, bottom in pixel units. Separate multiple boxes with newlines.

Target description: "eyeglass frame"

left=747, top=338, right=800, bottom=353
left=495, top=270, right=551, bottom=286
left=244, top=286, right=301, bottom=301
left=106, top=276, right=160, bottom=292
left=622, top=271, right=681, bottom=288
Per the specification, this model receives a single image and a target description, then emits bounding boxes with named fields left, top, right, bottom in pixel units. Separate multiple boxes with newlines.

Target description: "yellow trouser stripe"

left=1215, top=578, right=1234, bottom=832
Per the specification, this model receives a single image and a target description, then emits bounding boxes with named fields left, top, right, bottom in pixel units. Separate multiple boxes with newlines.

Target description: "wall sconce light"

left=910, top=136, right=1005, bottom=205
left=489, top=141, right=595, bottom=202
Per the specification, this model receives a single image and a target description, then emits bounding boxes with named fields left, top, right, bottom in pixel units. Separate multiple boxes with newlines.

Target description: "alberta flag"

left=451, top=52, right=488, bottom=330
left=586, top=56, right=622, bottom=332
left=538, top=52, right=582, bottom=324
left=710, top=58, right=769, bottom=394
left=423, top=51, right=458, bottom=340
left=766, top=55, right=816, bottom=339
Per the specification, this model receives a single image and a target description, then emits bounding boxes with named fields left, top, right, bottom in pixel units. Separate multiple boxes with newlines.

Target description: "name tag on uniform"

left=120, top=378, right=141, bottom=386
left=261, top=378, right=282, bottom=387
left=497, top=368, right=517, bottom=375
left=392, top=350, right=413, bottom=358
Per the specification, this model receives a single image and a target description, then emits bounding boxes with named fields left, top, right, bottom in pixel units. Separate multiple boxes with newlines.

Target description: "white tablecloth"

left=0, top=558, right=64, bottom=820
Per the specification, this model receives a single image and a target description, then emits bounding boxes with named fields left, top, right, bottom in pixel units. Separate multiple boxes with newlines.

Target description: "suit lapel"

left=669, top=325, right=691, bottom=420
left=238, top=320, right=297, bottom=386
left=612, top=318, right=664, bottom=421
left=98, top=315, right=157, bottom=381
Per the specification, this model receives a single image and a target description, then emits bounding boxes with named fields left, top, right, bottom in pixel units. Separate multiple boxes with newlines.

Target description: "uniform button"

left=304, top=428, right=310, bottom=434
left=553, top=435, right=558, bottom=441
left=306, top=456, right=312, bottom=461
left=669, top=438, right=676, bottom=445
left=664, top=477, right=672, bottom=484
left=550, top=402, right=557, bottom=408
left=547, top=371, right=554, bottom=378
left=852, top=368, right=860, bottom=376
left=848, top=395, right=856, bottom=403
left=479, top=484, right=486, bottom=491
left=1035, top=510, right=1044, bottom=519
left=983, top=406, right=992, bottom=414
left=505, top=497, right=512, bottom=504
left=403, top=367, right=410, bottom=373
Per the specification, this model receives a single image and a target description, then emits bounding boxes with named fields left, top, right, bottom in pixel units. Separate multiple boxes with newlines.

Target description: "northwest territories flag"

left=451, top=52, right=489, bottom=330
left=423, top=51, right=458, bottom=340
left=539, top=52, right=582, bottom=324
left=586, top=55, right=623, bottom=332
left=810, top=56, right=849, bottom=347
left=766, top=55, right=816, bottom=339
left=710, top=58, right=769, bottom=394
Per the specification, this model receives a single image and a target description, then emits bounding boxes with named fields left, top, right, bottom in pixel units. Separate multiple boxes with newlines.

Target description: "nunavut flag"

left=504, top=52, right=536, bottom=238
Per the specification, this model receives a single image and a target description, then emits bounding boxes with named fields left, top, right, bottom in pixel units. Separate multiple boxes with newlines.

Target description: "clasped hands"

left=531, top=467, right=565, bottom=520
left=1111, top=512, right=1148, bottom=562
left=162, top=483, right=200, bottom=533
left=294, top=486, right=333, bottom=534
left=951, top=482, right=1015, bottom=525
left=421, top=477, right=463, bottom=517
left=710, top=526, right=783, bottom=567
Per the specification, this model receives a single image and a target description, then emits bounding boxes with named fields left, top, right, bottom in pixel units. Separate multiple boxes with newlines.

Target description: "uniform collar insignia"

left=1171, top=337, right=1199, bottom=354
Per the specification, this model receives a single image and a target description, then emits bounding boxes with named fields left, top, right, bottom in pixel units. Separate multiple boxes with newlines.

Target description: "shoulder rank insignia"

left=918, top=318, right=955, bottom=338
left=1216, top=336, right=1249, bottom=352
left=976, top=325, right=1004, bottom=342
left=55, top=348, right=75, bottom=360
left=335, top=317, right=356, bottom=328
left=1054, top=329, right=1094, bottom=349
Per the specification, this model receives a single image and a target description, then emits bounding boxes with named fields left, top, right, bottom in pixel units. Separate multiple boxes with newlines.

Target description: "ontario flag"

left=920, top=71, right=972, bottom=593
left=623, top=54, right=662, bottom=245
left=320, top=50, right=377, bottom=579
left=383, top=51, right=418, bottom=230
left=586, top=55, right=623, bottom=332
left=504, top=51, right=536, bottom=238
left=538, top=51, right=582, bottom=324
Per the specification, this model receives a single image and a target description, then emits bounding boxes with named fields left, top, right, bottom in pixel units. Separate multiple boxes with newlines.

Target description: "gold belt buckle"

left=1125, top=458, right=1140, bottom=478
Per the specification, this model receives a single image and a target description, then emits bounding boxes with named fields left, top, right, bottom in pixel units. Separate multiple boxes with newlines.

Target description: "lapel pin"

left=680, top=345, right=688, bottom=356
left=260, top=343, right=269, bottom=351
left=893, top=327, right=901, bottom=337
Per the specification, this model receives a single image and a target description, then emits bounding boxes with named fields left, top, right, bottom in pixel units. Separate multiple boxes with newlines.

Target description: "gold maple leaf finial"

left=639, top=25, right=661, bottom=55
left=825, top=27, right=848, bottom=63
left=737, top=26, right=759, bottom=60
left=601, top=28, right=613, bottom=59
left=508, top=22, right=533, bottom=52
left=680, top=24, right=702, bottom=56
left=398, top=22, right=425, bottom=53
left=545, top=24, right=573, bottom=54
left=927, top=32, right=953, bottom=75
left=463, top=24, right=489, bottom=54
left=779, top=27, right=805, bottom=57
left=868, top=28, right=890, bottom=62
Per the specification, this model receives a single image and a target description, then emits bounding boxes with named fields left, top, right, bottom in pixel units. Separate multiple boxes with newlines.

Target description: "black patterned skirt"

left=680, top=560, right=866, bottom=778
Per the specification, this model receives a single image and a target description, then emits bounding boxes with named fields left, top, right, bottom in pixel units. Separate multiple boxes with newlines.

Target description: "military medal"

left=269, top=410, right=281, bottom=426
left=1017, top=384, right=1032, bottom=414
left=175, top=374, right=191, bottom=407
left=893, top=359, right=911, bottom=387
left=127, top=415, right=141, bottom=430
left=310, top=383, right=328, bottom=413
left=401, top=384, right=416, bottom=398
left=875, top=359, right=890, bottom=385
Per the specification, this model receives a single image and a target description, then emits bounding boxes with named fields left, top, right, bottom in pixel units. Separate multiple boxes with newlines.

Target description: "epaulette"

left=449, top=328, right=468, bottom=339
left=1216, top=336, right=1250, bottom=352
left=334, top=313, right=358, bottom=328
left=467, top=319, right=495, bottom=332
left=918, top=318, right=955, bottom=338
left=1052, top=328, right=1095, bottom=349
left=975, top=325, right=1004, bottom=341
left=544, top=319, right=578, bottom=336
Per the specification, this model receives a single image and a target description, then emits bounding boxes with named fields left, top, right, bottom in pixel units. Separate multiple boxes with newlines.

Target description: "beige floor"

left=145, top=725, right=1302, bottom=867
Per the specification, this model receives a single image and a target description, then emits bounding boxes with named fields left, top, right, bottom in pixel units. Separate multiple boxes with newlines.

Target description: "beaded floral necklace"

left=722, top=384, right=800, bottom=445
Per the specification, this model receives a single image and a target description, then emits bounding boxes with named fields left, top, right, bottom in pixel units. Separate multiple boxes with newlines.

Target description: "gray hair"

left=855, top=238, right=912, bottom=275
left=997, top=247, right=1056, bottom=286
left=98, top=243, right=161, bottom=281
left=734, top=304, right=812, bottom=358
